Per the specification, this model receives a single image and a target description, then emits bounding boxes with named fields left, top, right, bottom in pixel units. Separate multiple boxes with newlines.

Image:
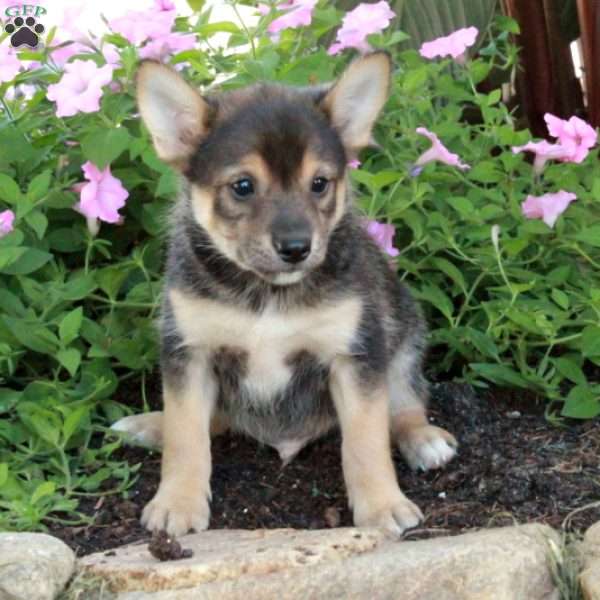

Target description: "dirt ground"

left=51, top=381, right=600, bottom=556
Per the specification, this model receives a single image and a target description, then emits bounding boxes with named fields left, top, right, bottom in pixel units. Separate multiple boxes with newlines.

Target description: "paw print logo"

left=4, top=16, right=45, bottom=48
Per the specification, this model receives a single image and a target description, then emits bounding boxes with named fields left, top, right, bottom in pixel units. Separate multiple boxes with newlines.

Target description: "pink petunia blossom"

left=0, top=210, right=15, bottom=237
left=109, top=8, right=175, bottom=45
left=419, top=26, right=478, bottom=62
left=155, top=0, right=175, bottom=10
left=364, top=219, right=399, bottom=257
left=0, top=45, right=21, bottom=83
left=544, top=113, right=597, bottom=163
left=102, top=43, right=121, bottom=66
left=347, top=159, right=361, bottom=169
left=414, top=127, right=470, bottom=171
left=268, top=0, right=317, bottom=34
left=75, top=161, right=129, bottom=226
left=328, top=1, right=395, bottom=55
left=49, top=40, right=94, bottom=68
left=47, top=60, right=113, bottom=117
left=139, top=33, right=197, bottom=60
left=511, top=140, right=574, bottom=174
left=257, top=3, right=270, bottom=15
left=521, top=190, right=576, bottom=228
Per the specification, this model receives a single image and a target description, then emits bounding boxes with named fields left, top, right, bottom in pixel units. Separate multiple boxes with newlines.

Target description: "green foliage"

left=0, top=3, right=598, bottom=531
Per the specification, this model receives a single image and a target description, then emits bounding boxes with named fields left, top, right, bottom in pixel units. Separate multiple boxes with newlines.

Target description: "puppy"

left=113, top=52, right=457, bottom=539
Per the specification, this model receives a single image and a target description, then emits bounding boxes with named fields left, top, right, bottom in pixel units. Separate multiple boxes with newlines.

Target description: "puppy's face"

left=137, top=54, right=391, bottom=285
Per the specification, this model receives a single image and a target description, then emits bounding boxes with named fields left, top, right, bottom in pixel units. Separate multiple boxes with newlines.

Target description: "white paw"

left=142, top=487, right=210, bottom=536
left=397, top=425, right=457, bottom=471
left=112, top=412, right=163, bottom=448
left=353, top=492, right=423, bottom=539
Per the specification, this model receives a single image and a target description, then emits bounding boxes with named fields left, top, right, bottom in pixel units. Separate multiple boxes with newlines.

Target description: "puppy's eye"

left=311, top=176, right=329, bottom=195
left=230, top=178, right=254, bottom=199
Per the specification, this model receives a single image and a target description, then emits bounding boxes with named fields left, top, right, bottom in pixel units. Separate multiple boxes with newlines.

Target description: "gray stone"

left=580, top=521, right=600, bottom=600
left=0, top=532, right=75, bottom=600
left=79, top=525, right=559, bottom=600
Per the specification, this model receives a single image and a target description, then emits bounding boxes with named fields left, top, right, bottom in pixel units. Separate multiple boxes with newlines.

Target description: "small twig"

left=562, top=501, right=600, bottom=530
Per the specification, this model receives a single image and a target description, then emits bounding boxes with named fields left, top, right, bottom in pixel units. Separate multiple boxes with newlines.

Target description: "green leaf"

left=1, top=248, right=52, bottom=275
left=561, top=386, right=600, bottom=419
left=24, top=211, right=48, bottom=239
left=581, top=326, right=600, bottom=358
left=470, top=363, right=530, bottom=388
left=81, top=127, right=131, bottom=170
left=31, top=481, right=56, bottom=505
left=0, top=389, right=20, bottom=414
left=554, top=357, right=586, bottom=386
left=59, top=307, right=83, bottom=345
left=0, top=174, right=22, bottom=204
left=0, top=247, right=27, bottom=271
left=431, top=257, right=466, bottom=291
left=415, top=284, right=454, bottom=323
left=26, top=170, right=52, bottom=202
left=575, top=225, right=600, bottom=248
left=62, top=405, right=89, bottom=444
left=551, top=288, right=570, bottom=310
left=3, top=317, right=60, bottom=354
left=57, top=348, right=81, bottom=377
left=468, top=161, right=503, bottom=183
left=0, top=463, right=7, bottom=487
left=466, top=327, right=500, bottom=360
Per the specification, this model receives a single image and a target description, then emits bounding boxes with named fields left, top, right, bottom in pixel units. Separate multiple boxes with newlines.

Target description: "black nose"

left=273, top=235, right=311, bottom=264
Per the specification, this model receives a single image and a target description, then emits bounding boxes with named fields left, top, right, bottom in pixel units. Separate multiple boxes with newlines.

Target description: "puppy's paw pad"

left=355, top=496, right=423, bottom=539
left=397, top=425, right=457, bottom=471
left=111, top=413, right=162, bottom=448
left=142, top=492, right=210, bottom=537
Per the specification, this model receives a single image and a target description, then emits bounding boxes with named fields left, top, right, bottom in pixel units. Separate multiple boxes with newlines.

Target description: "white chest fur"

left=168, top=289, right=362, bottom=400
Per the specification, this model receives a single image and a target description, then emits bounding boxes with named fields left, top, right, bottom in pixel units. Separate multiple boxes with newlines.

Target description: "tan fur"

left=329, top=357, right=422, bottom=537
left=169, top=288, right=362, bottom=401
left=141, top=355, right=216, bottom=536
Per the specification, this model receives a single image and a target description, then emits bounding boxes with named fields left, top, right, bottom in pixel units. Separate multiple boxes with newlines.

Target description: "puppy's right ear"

left=136, top=62, right=212, bottom=169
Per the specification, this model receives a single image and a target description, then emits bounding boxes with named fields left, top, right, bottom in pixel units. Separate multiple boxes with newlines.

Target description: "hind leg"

left=112, top=410, right=230, bottom=448
left=389, top=348, right=457, bottom=471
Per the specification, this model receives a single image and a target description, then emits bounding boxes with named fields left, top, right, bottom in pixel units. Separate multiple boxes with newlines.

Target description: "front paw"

left=353, top=491, right=423, bottom=539
left=141, top=486, right=210, bottom=536
left=397, top=424, right=457, bottom=471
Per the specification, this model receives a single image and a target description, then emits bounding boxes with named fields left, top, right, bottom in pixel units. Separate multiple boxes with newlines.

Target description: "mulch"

left=50, top=381, right=600, bottom=556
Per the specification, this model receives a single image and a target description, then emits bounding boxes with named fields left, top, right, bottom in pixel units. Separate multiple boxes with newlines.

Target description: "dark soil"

left=51, top=382, right=600, bottom=556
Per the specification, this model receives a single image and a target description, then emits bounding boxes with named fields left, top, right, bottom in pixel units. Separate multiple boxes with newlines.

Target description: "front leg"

left=330, top=357, right=423, bottom=539
left=142, top=350, right=216, bottom=536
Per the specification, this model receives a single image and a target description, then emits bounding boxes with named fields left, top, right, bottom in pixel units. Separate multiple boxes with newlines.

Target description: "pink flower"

left=155, top=0, right=175, bottom=10
left=347, top=159, right=361, bottom=169
left=544, top=113, right=597, bottom=163
left=415, top=127, right=470, bottom=171
left=268, top=0, right=317, bottom=34
left=257, top=3, right=270, bottom=15
left=75, top=161, right=129, bottom=225
left=0, top=210, right=15, bottom=237
left=511, top=140, right=573, bottom=174
left=521, top=190, right=576, bottom=228
left=49, top=40, right=93, bottom=68
left=109, top=9, right=175, bottom=44
left=364, top=219, right=399, bottom=257
left=328, top=1, right=395, bottom=55
left=47, top=60, right=113, bottom=117
left=419, top=27, right=478, bottom=62
left=102, top=43, right=121, bottom=66
left=139, top=33, right=197, bottom=60
left=0, top=45, right=21, bottom=83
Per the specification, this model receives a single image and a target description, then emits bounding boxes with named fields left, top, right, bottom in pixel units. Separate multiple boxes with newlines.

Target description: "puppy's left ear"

left=321, top=52, right=392, bottom=151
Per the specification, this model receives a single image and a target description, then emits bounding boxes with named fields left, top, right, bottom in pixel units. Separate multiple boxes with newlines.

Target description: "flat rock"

left=580, top=521, right=600, bottom=600
left=78, top=525, right=559, bottom=600
left=0, top=532, right=75, bottom=600
left=79, top=527, right=384, bottom=593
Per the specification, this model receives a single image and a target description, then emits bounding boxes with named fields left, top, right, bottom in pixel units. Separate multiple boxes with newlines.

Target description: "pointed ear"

left=321, top=52, right=392, bottom=151
left=136, top=62, right=212, bottom=168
